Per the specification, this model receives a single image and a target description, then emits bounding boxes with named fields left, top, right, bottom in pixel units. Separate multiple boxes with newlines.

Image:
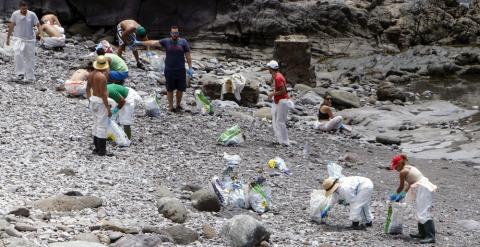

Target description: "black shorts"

left=165, top=69, right=186, bottom=92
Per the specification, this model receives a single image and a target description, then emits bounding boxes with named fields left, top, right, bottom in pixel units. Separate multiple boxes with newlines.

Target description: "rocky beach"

left=1, top=0, right=480, bottom=246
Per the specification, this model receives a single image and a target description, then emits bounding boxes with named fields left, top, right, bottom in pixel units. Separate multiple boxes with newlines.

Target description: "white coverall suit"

left=329, top=176, right=374, bottom=223
left=89, top=96, right=108, bottom=139
left=406, top=177, right=437, bottom=224
left=271, top=99, right=294, bottom=145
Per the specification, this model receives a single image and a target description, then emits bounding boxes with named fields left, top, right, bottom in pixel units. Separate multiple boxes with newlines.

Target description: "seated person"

left=316, top=96, right=351, bottom=132
left=63, top=62, right=94, bottom=97
left=39, top=12, right=65, bottom=49
left=96, top=45, right=129, bottom=84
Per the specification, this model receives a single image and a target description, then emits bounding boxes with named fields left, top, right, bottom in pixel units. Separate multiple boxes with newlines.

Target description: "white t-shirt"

left=10, top=10, right=39, bottom=40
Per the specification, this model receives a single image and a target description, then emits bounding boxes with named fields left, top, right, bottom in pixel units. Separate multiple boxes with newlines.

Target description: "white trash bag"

left=221, top=73, right=246, bottom=101
left=310, top=189, right=333, bottom=224
left=248, top=184, right=272, bottom=214
left=107, top=120, right=131, bottom=147
left=385, top=202, right=406, bottom=235
left=144, top=95, right=161, bottom=118
left=327, top=161, right=344, bottom=179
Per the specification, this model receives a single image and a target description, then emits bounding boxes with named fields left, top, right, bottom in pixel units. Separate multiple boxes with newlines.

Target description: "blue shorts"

left=165, top=69, right=186, bottom=92
left=110, top=71, right=129, bottom=81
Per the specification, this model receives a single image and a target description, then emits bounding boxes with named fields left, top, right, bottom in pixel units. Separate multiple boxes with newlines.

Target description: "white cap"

left=266, top=60, right=279, bottom=70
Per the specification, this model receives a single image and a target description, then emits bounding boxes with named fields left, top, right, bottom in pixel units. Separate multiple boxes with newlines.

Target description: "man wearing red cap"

left=390, top=154, right=437, bottom=244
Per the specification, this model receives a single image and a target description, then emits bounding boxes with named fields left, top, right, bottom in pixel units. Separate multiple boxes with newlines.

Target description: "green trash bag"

left=218, top=124, right=244, bottom=146
left=195, top=89, right=213, bottom=115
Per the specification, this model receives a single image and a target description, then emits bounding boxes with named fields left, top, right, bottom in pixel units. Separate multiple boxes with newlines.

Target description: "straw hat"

left=93, top=55, right=109, bottom=70
left=322, top=177, right=340, bottom=196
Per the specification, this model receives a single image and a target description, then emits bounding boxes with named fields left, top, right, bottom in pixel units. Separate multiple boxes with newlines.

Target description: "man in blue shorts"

left=135, top=26, right=193, bottom=112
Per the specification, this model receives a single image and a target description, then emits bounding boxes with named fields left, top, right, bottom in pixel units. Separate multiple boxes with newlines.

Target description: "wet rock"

left=455, top=52, right=479, bottom=66
left=221, top=215, right=270, bottom=247
left=274, top=35, right=316, bottom=87
left=254, top=107, right=272, bottom=120
left=191, top=188, right=221, bottom=212
left=376, top=135, right=401, bottom=145
left=49, top=241, right=106, bottom=247
left=427, top=63, right=462, bottom=77
left=33, top=195, right=102, bottom=212
left=377, top=81, right=406, bottom=102
left=202, top=224, right=217, bottom=239
left=113, top=234, right=172, bottom=247
left=327, top=90, right=360, bottom=108
left=156, top=197, right=188, bottom=223
left=299, top=91, right=323, bottom=105
left=8, top=207, right=30, bottom=217
left=165, top=225, right=199, bottom=245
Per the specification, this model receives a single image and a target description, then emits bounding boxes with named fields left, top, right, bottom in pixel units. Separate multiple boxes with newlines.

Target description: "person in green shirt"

left=107, top=84, right=141, bottom=139
left=96, top=45, right=129, bottom=84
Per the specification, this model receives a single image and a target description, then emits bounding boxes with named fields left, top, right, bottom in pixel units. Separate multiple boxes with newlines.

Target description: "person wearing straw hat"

left=86, top=55, right=113, bottom=156
left=390, top=154, right=437, bottom=244
left=321, top=176, right=374, bottom=229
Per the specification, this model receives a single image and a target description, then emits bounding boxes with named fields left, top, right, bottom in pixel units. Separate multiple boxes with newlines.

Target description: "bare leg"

left=117, top=45, right=126, bottom=59
left=167, top=91, right=174, bottom=112
left=176, top=91, right=183, bottom=109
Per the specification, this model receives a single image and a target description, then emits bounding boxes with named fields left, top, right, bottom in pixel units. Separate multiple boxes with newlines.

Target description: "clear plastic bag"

left=268, top=157, right=290, bottom=175
left=327, top=161, right=344, bottom=179
left=227, top=182, right=249, bottom=208
left=146, top=51, right=165, bottom=74
left=310, top=189, right=333, bottom=224
left=248, top=184, right=272, bottom=214
left=107, top=120, right=131, bottom=147
left=218, top=125, right=244, bottom=146
left=195, top=89, right=214, bottom=115
left=384, top=202, right=406, bottom=235
left=144, top=95, right=161, bottom=118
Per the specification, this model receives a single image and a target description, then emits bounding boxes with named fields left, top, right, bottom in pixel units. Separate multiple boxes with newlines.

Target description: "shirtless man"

left=116, top=19, right=147, bottom=69
left=86, top=56, right=113, bottom=156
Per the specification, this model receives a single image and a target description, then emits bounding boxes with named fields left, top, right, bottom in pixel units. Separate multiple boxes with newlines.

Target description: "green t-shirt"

left=107, top=84, right=129, bottom=103
left=105, top=53, right=128, bottom=72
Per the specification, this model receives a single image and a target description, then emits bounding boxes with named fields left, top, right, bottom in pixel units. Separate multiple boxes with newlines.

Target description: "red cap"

left=391, top=154, right=406, bottom=170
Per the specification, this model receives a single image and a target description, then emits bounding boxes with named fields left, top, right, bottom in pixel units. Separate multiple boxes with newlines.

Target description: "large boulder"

left=274, top=35, right=316, bottom=87
left=191, top=188, right=221, bottom=212
left=299, top=91, right=323, bottom=105
left=156, top=197, right=188, bottom=223
left=33, top=195, right=102, bottom=212
left=327, top=90, right=360, bottom=108
left=376, top=81, right=406, bottom=102
left=221, top=215, right=270, bottom=247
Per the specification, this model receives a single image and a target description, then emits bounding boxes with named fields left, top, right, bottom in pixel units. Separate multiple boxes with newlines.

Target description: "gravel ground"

left=0, top=36, right=479, bottom=247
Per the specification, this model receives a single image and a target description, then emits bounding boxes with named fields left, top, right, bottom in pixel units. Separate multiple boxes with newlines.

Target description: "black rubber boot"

left=92, top=136, right=99, bottom=154
left=410, top=223, right=425, bottom=239
left=350, top=221, right=366, bottom=230
left=420, top=220, right=435, bottom=244
left=365, top=221, right=373, bottom=227
left=97, top=138, right=113, bottom=157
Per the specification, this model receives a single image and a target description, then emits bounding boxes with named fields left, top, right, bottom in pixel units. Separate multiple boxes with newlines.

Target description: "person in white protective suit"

left=107, top=84, right=142, bottom=140
left=6, top=1, right=42, bottom=83
left=86, top=56, right=113, bottom=156
left=265, top=60, right=294, bottom=146
left=390, top=154, right=437, bottom=244
left=321, top=176, right=374, bottom=230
